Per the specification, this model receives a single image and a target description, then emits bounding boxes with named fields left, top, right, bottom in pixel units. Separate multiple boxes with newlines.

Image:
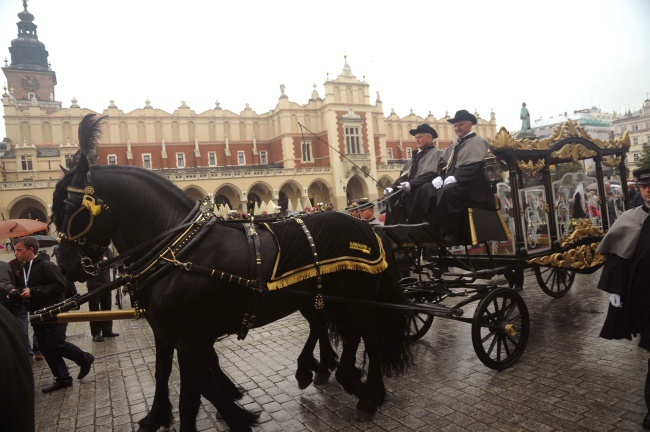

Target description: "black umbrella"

left=32, top=234, right=59, bottom=247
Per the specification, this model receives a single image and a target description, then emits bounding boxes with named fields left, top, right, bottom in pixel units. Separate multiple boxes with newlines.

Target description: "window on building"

left=64, top=154, right=73, bottom=167
left=28, top=93, right=36, bottom=101
left=406, top=148, right=413, bottom=159
left=387, top=148, right=393, bottom=160
left=634, top=152, right=640, bottom=162
left=632, top=124, right=639, bottom=132
left=176, top=153, right=185, bottom=168
left=107, top=154, right=117, bottom=166
left=20, top=155, right=33, bottom=171
left=633, top=137, right=639, bottom=146
left=238, top=151, right=246, bottom=165
left=208, top=152, right=217, bottom=166
left=302, top=141, right=313, bottom=162
left=345, top=126, right=361, bottom=154
left=142, top=154, right=152, bottom=169
left=260, top=151, right=268, bottom=165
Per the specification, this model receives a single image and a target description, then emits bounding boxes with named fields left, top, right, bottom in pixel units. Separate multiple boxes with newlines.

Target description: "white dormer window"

left=260, top=151, right=268, bottom=165
left=406, top=148, right=413, bottom=159
left=345, top=126, right=361, bottom=154
left=142, top=153, right=152, bottom=169
left=21, top=155, right=33, bottom=171
left=176, top=153, right=185, bottom=168
left=107, top=154, right=117, bottom=166
left=387, top=148, right=393, bottom=160
left=238, top=151, right=246, bottom=165
left=208, top=152, right=217, bottom=167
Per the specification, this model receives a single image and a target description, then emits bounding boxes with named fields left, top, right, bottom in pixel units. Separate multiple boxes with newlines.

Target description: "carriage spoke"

left=484, top=330, right=499, bottom=356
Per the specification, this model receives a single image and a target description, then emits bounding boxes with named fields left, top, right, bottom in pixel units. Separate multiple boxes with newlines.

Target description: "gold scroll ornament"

left=527, top=243, right=605, bottom=270
left=561, top=219, right=605, bottom=248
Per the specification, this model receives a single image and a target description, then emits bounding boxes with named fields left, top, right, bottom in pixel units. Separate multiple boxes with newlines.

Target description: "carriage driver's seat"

left=455, top=155, right=512, bottom=246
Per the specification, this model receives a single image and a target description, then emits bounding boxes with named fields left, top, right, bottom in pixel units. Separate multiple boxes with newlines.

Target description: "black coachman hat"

left=633, top=167, right=650, bottom=185
left=447, top=109, right=478, bottom=125
left=409, top=124, right=438, bottom=138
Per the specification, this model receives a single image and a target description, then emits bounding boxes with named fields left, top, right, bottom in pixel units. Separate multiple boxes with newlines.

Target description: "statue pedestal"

left=516, top=131, right=537, bottom=140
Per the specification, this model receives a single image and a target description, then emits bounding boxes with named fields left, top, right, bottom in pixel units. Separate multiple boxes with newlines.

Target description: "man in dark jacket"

left=430, top=110, right=494, bottom=238
left=384, top=124, right=442, bottom=224
left=86, top=248, right=119, bottom=342
left=597, top=167, right=650, bottom=429
left=15, top=236, right=94, bottom=393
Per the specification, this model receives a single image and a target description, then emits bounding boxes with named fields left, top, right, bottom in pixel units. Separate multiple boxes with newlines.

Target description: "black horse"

left=51, top=115, right=411, bottom=432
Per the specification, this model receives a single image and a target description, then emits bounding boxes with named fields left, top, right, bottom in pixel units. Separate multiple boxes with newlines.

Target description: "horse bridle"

left=61, top=185, right=112, bottom=276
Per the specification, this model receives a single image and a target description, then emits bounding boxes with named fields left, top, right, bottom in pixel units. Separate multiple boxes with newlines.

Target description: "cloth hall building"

left=1, top=2, right=497, bottom=222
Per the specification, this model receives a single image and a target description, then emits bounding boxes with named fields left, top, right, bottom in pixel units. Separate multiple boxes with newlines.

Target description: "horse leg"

left=355, top=326, right=385, bottom=421
left=207, top=348, right=244, bottom=400
left=177, top=346, right=210, bottom=432
left=201, top=361, right=260, bottom=432
left=137, top=335, right=174, bottom=432
left=296, top=308, right=338, bottom=388
left=334, top=333, right=365, bottom=398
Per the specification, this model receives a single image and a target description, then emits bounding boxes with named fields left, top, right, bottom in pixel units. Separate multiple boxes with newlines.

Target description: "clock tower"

left=2, top=0, right=60, bottom=112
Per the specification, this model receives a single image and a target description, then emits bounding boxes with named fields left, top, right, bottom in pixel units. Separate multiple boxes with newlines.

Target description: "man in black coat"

left=15, top=236, right=95, bottom=393
left=597, top=167, right=650, bottom=429
left=384, top=124, right=442, bottom=224
left=86, top=248, right=119, bottom=342
left=429, top=110, right=494, bottom=238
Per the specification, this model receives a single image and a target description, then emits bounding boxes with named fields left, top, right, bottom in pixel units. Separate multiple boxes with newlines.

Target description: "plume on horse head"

left=51, top=114, right=105, bottom=231
left=74, top=113, right=105, bottom=169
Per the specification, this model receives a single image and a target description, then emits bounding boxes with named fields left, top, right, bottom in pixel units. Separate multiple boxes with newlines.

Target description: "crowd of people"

left=0, top=235, right=125, bottom=430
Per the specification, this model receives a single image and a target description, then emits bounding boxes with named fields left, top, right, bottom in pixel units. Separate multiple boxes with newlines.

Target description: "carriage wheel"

left=400, top=277, right=434, bottom=342
left=533, top=265, right=575, bottom=298
left=471, top=287, right=529, bottom=371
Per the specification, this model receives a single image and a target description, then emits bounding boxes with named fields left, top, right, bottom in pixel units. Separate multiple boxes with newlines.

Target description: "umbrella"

left=295, top=198, right=303, bottom=213
left=259, top=201, right=268, bottom=215
left=32, top=234, right=59, bottom=247
left=253, top=201, right=260, bottom=216
left=267, top=200, right=277, bottom=215
left=0, top=219, right=48, bottom=239
left=286, top=199, right=293, bottom=212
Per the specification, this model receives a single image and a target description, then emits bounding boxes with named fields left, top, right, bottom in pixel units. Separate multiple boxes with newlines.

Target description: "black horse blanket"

left=263, top=213, right=388, bottom=291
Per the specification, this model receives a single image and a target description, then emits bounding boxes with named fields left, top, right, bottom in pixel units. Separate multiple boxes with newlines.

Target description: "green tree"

left=636, top=143, right=650, bottom=170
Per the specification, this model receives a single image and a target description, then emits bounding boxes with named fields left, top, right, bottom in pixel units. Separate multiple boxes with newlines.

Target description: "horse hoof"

left=295, top=372, right=313, bottom=390
left=313, top=370, right=331, bottom=385
left=355, top=399, right=377, bottom=422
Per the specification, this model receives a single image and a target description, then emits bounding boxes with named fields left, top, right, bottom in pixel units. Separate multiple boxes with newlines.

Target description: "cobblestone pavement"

left=27, top=269, right=649, bottom=431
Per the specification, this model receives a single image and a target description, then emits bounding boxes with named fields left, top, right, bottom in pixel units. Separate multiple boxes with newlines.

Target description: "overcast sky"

left=1, top=0, right=649, bottom=140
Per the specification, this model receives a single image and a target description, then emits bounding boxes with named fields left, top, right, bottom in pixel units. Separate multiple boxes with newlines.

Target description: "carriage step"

left=441, top=266, right=509, bottom=281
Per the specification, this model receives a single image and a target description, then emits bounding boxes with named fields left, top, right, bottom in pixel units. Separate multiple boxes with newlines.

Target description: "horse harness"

left=61, top=189, right=327, bottom=340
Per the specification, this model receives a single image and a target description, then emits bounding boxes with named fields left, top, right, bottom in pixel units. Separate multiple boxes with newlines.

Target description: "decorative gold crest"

left=601, top=156, right=622, bottom=168
left=551, top=143, right=597, bottom=163
left=517, top=159, right=545, bottom=174
left=561, top=219, right=605, bottom=248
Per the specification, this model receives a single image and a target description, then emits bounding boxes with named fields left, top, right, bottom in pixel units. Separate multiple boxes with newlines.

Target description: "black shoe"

left=643, top=412, right=650, bottom=429
left=92, top=335, right=105, bottom=342
left=42, top=379, right=72, bottom=393
left=103, top=332, right=119, bottom=337
left=77, top=354, right=94, bottom=380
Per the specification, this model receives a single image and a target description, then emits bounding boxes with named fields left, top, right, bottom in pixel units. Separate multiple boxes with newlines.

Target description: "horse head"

left=52, top=114, right=116, bottom=282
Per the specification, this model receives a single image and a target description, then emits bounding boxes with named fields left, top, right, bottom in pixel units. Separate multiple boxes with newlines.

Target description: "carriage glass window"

left=208, top=152, right=217, bottom=167
left=142, top=153, right=152, bottom=169
left=551, top=170, right=602, bottom=243
left=107, top=154, right=117, bottom=166
left=260, top=151, right=268, bottom=165
left=519, top=169, right=551, bottom=253
left=20, top=155, right=33, bottom=171
left=496, top=181, right=515, bottom=254
left=344, top=126, right=361, bottom=154
left=302, top=141, right=313, bottom=162
left=238, top=151, right=246, bottom=165
left=176, top=153, right=185, bottom=169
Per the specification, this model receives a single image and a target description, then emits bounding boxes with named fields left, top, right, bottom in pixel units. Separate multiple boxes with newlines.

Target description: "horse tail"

left=376, top=230, right=412, bottom=376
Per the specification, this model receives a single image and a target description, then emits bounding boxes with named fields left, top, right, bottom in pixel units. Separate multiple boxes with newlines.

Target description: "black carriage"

left=378, top=119, right=630, bottom=370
